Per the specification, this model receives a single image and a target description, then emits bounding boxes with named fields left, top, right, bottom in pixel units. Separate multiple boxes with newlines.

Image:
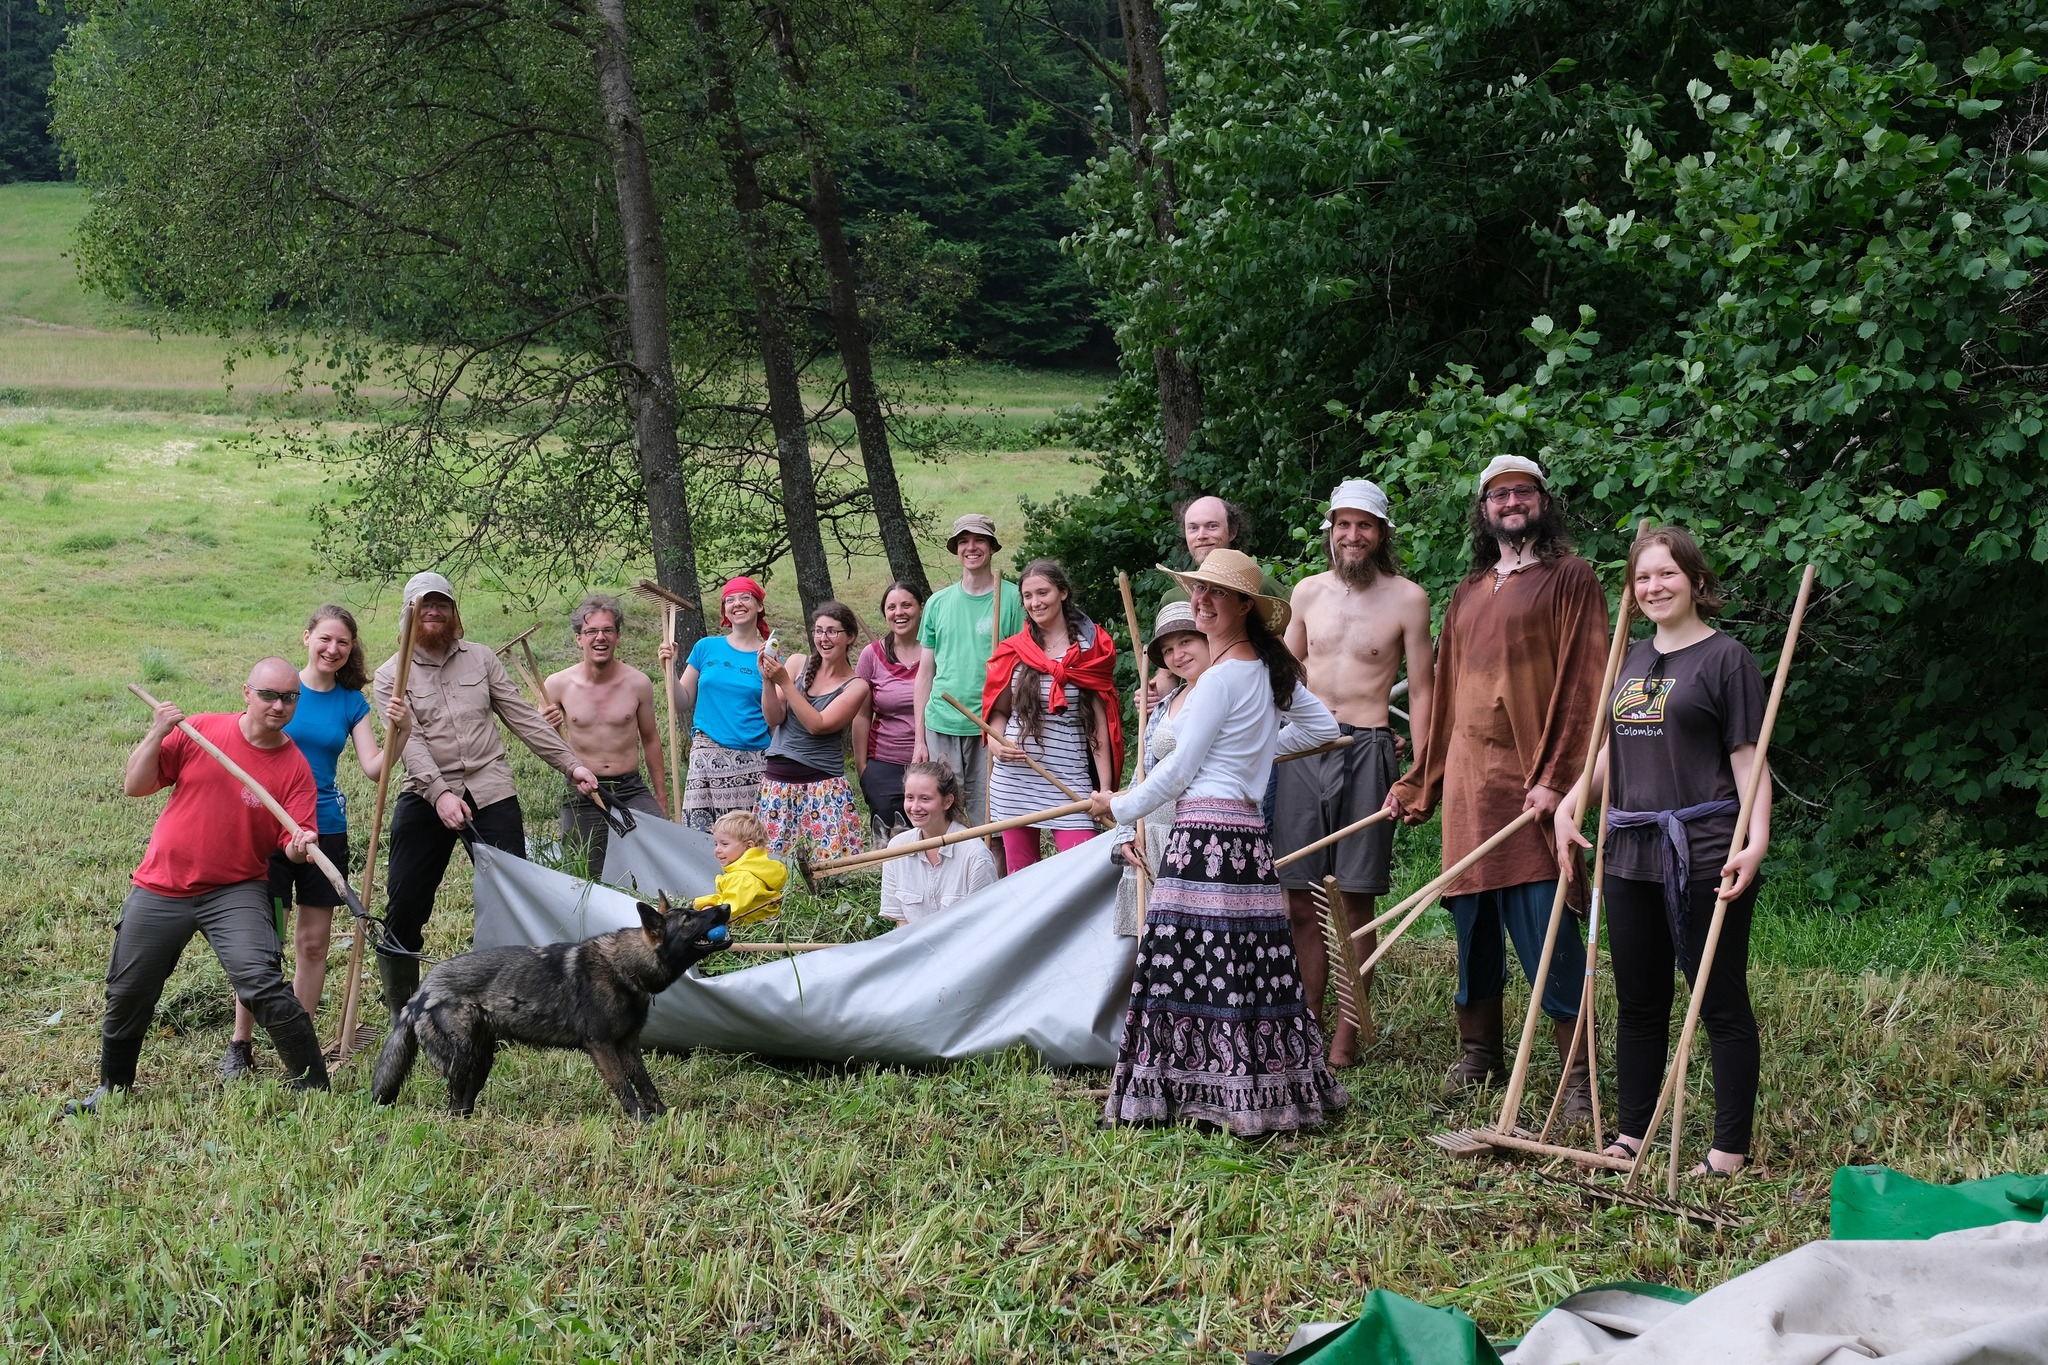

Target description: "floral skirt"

left=681, top=734, right=765, bottom=833
left=757, top=775, right=866, bottom=861
left=1104, top=796, right=1348, bottom=1137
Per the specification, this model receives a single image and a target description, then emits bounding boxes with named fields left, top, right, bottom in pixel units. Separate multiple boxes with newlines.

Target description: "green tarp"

left=1281, top=1165, right=2048, bottom=1363
left=1829, top=1164, right=2048, bottom=1241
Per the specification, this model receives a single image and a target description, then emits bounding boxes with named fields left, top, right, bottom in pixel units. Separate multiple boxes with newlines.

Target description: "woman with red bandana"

left=982, top=560, right=1122, bottom=872
left=661, top=577, right=774, bottom=833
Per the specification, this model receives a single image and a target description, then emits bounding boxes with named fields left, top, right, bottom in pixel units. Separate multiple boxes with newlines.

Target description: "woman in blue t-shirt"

left=222, top=605, right=401, bottom=1078
left=657, top=577, right=775, bottom=832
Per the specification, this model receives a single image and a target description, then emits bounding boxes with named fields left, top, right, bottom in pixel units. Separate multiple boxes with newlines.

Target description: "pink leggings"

left=1000, top=826, right=1093, bottom=871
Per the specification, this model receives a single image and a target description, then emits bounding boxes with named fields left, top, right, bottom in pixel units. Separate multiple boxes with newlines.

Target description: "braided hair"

left=1010, top=560, right=1097, bottom=750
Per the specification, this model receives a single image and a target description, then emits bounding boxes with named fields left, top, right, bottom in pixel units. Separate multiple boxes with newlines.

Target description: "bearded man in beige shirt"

left=372, top=571, right=596, bottom=1020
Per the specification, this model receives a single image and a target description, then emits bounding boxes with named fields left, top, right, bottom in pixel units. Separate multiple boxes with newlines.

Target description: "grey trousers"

left=104, top=881, right=311, bottom=1043
left=923, top=729, right=990, bottom=828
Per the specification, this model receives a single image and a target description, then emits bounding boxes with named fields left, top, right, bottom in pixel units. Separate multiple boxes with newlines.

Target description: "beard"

left=415, top=615, right=456, bottom=650
left=1333, top=545, right=1380, bottom=589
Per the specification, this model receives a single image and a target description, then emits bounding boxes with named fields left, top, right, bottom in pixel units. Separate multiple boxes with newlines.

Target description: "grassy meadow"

left=2, top=181, right=2046, bottom=1361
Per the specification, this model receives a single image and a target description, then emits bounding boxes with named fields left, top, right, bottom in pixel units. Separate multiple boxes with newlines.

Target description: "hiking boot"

left=1443, top=996, right=1508, bottom=1098
left=220, top=1039, right=256, bottom=1080
left=64, top=1085, right=118, bottom=1117
left=68, top=1037, right=143, bottom=1116
left=378, top=951, right=420, bottom=1030
left=1553, top=1017, right=1594, bottom=1127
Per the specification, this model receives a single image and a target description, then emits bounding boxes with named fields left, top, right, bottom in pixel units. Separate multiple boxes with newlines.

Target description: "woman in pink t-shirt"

left=853, top=581, right=928, bottom=840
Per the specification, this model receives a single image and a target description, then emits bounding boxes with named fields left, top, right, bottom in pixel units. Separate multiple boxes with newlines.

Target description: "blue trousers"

left=1444, top=878, right=1584, bottom=1021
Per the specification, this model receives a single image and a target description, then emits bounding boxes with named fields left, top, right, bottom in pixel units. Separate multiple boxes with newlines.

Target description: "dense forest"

left=37, top=0, right=2048, bottom=884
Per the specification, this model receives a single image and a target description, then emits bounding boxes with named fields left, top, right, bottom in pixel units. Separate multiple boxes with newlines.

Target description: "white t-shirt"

left=1110, top=659, right=1338, bottom=825
left=880, top=824, right=1000, bottom=924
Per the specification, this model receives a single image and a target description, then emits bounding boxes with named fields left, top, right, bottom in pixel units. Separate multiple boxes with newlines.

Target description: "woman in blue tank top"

left=223, top=605, right=402, bottom=1078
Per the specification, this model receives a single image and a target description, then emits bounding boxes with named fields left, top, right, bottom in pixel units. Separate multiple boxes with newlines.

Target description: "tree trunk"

left=761, top=4, right=930, bottom=598
left=693, top=2, right=835, bottom=619
left=591, top=0, right=707, bottom=641
left=1115, top=0, right=1203, bottom=468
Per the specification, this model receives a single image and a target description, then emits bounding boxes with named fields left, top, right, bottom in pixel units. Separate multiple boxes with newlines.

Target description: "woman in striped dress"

left=983, top=560, right=1122, bottom=872
left=1087, top=550, right=1346, bottom=1137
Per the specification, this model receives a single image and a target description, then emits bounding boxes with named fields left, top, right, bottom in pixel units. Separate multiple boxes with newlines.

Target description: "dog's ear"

left=636, top=901, right=664, bottom=944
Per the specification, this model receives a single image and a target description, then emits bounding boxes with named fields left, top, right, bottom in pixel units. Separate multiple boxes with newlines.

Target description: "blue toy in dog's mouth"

left=705, top=924, right=728, bottom=943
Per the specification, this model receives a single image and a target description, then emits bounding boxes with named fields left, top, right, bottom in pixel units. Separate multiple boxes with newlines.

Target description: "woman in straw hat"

left=1111, top=599, right=1210, bottom=936
left=1088, top=550, right=1348, bottom=1135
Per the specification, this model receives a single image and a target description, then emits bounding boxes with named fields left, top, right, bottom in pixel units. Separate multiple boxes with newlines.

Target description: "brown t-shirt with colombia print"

left=1605, top=631, right=1767, bottom=883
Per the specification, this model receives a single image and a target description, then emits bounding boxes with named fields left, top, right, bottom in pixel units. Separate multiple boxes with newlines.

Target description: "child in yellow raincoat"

left=695, top=810, right=788, bottom=926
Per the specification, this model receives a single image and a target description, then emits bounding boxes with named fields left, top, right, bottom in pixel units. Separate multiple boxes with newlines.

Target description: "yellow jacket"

left=693, top=847, right=788, bottom=926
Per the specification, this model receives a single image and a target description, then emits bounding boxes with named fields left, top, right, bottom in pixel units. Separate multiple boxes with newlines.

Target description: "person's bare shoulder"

left=1388, top=575, right=1432, bottom=613
left=1291, top=571, right=1337, bottom=608
left=544, top=664, right=579, bottom=692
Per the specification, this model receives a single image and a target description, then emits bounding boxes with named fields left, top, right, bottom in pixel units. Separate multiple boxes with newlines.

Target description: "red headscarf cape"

left=981, top=618, right=1124, bottom=783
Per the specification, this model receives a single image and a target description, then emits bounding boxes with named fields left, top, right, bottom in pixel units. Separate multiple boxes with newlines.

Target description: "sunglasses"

left=251, top=687, right=301, bottom=704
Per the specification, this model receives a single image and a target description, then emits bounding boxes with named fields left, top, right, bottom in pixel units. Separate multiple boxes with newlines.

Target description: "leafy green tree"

left=1365, top=44, right=2048, bottom=871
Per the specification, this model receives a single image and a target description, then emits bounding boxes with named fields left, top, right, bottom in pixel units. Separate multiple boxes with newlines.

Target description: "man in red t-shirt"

left=71, top=658, right=330, bottom=1113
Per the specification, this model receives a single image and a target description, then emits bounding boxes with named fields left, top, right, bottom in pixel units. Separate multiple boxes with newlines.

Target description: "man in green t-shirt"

left=1160, top=495, right=1291, bottom=603
left=913, top=513, right=1023, bottom=828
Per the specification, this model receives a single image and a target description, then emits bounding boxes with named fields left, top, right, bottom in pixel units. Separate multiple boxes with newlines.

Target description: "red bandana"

left=981, top=619, right=1124, bottom=782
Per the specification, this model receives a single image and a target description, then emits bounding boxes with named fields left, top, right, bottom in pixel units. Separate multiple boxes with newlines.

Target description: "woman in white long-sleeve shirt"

left=1088, top=549, right=1348, bottom=1136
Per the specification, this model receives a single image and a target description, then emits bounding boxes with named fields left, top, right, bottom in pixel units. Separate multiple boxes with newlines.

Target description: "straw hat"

left=1159, top=548, right=1290, bottom=636
left=1146, top=599, right=1201, bottom=671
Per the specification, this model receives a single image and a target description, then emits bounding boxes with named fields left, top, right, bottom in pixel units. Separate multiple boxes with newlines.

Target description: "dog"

left=372, top=896, right=729, bottom=1119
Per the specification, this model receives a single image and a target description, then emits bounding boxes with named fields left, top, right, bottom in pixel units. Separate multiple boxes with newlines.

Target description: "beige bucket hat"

left=1159, top=548, right=1290, bottom=636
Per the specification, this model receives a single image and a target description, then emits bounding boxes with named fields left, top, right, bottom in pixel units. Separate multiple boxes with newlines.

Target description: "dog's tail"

left=370, top=1001, right=421, bottom=1106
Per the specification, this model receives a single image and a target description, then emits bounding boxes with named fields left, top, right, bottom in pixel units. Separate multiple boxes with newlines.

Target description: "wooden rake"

left=627, top=578, right=697, bottom=819
left=1312, top=875, right=1370, bottom=1043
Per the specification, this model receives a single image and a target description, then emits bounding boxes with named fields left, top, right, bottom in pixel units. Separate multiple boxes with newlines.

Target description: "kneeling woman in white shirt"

left=880, top=760, right=998, bottom=925
left=1088, top=549, right=1348, bottom=1137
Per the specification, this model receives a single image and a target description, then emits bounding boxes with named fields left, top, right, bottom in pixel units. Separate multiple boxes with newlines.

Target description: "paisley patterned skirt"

left=681, top=734, right=766, bottom=833
left=756, top=775, right=866, bottom=861
left=1104, top=797, right=1348, bottom=1137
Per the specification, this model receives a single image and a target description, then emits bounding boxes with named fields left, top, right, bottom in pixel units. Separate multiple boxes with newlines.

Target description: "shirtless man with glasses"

left=541, top=593, right=668, bottom=875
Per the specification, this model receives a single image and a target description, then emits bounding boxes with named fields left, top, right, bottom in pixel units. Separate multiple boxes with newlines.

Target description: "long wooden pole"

left=811, top=798, right=1094, bottom=878
left=1346, top=809, right=1545, bottom=973
left=662, top=604, right=683, bottom=817
left=1350, top=808, right=1542, bottom=941
left=1276, top=734, right=1356, bottom=766
left=1540, top=760, right=1614, bottom=1145
left=1276, top=806, right=1393, bottom=871
left=1630, top=563, right=1815, bottom=1194
left=942, top=691, right=1083, bottom=804
left=1117, top=572, right=1152, bottom=934
left=128, top=683, right=361, bottom=910
left=1488, top=521, right=1649, bottom=1135
left=333, top=604, right=415, bottom=1057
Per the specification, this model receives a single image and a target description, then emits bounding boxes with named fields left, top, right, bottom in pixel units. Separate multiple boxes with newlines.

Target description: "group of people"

left=76, top=461, right=1774, bottom=1184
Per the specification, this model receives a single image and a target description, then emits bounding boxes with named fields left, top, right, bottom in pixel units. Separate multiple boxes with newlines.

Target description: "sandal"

left=1603, top=1135, right=1642, bottom=1161
left=1690, top=1153, right=1747, bottom=1179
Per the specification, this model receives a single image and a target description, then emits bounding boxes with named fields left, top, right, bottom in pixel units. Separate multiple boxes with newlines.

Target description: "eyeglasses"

left=577, top=626, right=620, bottom=638
left=812, top=625, right=848, bottom=637
left=251, top=688, right=301, bottom=704
left=1483, top=483, right=1543, bottom=505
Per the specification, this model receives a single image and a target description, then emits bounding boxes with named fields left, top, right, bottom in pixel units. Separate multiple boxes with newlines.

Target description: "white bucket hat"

left=1320, top=478, right=1394, bottom=531
left=1477, top=454, right=1547, bottom=490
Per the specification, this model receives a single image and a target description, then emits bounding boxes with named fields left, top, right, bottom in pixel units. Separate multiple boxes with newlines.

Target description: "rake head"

left=630, top=578, right=699, bottom=612
left=323, top=1022, right=382, bottom=1068
left=1535, top=1169, right=1748, bottom=1231
left=1312, top=884, right=1364, bottom=1032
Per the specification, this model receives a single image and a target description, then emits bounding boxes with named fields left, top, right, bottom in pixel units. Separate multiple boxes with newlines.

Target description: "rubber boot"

left=68, top=1036, right=143, bottom=1115
left=1443, top=996, right=1507, bottom=1097
left=1552, top=1017, right=1594, bottom=1127
left=266, top=1010, right=331, bottom=1092
left=378, top=952, right=420, bottom=1029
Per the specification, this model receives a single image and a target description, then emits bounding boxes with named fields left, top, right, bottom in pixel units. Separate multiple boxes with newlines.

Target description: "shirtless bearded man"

left=542, top=593, right=668, bottom=874
left=1276, top=480, right=1434, bottom=1066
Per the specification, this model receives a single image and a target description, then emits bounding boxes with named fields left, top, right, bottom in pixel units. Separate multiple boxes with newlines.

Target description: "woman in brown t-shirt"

left=1555, top=527, right=1770, bottom=1178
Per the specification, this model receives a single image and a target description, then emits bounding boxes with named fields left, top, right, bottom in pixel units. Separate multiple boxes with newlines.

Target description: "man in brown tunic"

left=1386, top=456, right=1606, bottom=1114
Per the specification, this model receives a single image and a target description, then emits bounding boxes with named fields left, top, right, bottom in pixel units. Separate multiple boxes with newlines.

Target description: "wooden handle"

left=1350, top=807, right=1541, bottom=940
left=129, top=683, right=353, bottom=904
left=662, top=604, right=683, bottom=818
left=1275, top=733, right=1356, bottom=766
left=1629, top=562, right=1815, bottom=1193
left=335, top=603, right=415, bottom=1057
left=1117, top=571, right=1152, bottom=935
left=811, top=799, right=1095, bottom=878
left=1491, top=518, right=1651, bottom=1133
left=1276, top=806, right=1392, bottom=870
left=941, top=691, right=1087, bottom=805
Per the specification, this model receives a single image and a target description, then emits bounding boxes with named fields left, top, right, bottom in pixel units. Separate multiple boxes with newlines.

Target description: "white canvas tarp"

left=471, top=818, right=1135, bottom=1067
left=1502, top=1220, right=2048, bottom=1365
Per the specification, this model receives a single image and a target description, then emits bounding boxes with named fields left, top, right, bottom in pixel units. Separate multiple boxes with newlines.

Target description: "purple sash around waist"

left=1605, top=799, right=1739, bottom=941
